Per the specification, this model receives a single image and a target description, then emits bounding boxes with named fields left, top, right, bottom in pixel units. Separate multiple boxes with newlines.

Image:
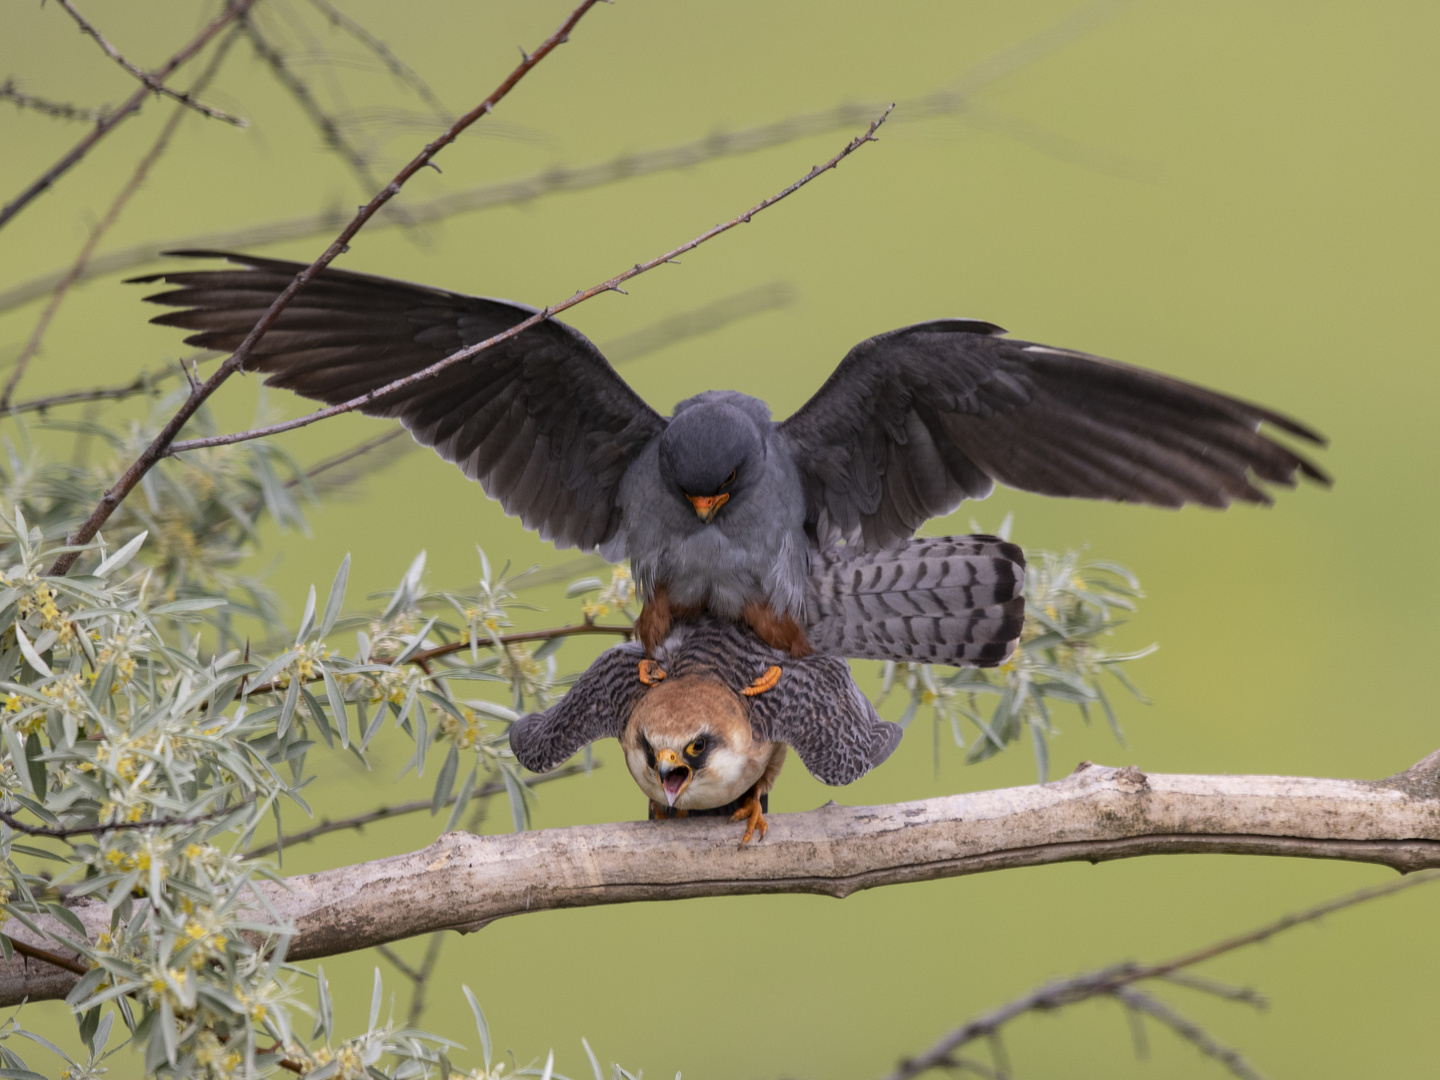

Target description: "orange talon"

left=731, top=792, right=768, bottom=843
left=638, top=659, right=667, bottom=686
left=740, top=664, right=782, bottom=696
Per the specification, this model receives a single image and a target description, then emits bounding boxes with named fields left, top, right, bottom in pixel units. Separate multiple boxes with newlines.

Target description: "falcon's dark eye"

left=719, top=469, right=737, bottom=489
left=685, top=736, right=707, bottom=758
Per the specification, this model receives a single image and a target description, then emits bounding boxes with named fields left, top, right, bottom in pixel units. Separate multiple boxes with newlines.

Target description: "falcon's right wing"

left=134, top=252, right=666, bottom=556
left=509, top=641, right=649, bottom=774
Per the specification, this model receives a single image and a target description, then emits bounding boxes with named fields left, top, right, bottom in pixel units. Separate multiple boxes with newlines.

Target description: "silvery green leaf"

left=148, top=598, right=226, bottom=616
left=322, top=666, right=349, bottom=748
left=432, top=746, right=460, bottom=816
left=395, top=616, right=439, bottom=664
left=93, top=531, right=147, bottom=577
left=90, top=1006, right=113, bottom=1057
left=296, top=585, right=317, bottom=645
left=502, top=768, right=529, bottom=833
left=313, top=965, right=332, bottom=1040
left=469, top=700, right=519, bottom=722
left=565, top=578, right=604, bottom=598
left=12, top=625, right=49, bottom=678
left=541, top=1050, right=554, bottom=1080
left=320, top=554, right=350, bottom=638
left=477, top=547, right=491, bottom=588
left=1029, top=718, right=1050, bottom=784
left=277, top=678, right=301, bottom=738
left=463, top=986, right=492, bottom=1068
left=582, top=1038, right=603, bottom=1080
left=247, top=650, right=299, bottom=691
left=369, top=967, right=383, bottom=1031
left=302, top=686, right=334, bottom=749
left=443, top=767, right=478, bottom=833
left=532, top=635, right=566, bottom=662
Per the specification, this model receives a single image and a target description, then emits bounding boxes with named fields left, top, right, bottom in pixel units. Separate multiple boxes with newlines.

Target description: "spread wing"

left=132, top=251, right=665, bottom=554
left=748, top=655, right=902, bottom=786
left=779, top=320, right=1330, bottom=549
left=509, top=641, right=649, bottom=773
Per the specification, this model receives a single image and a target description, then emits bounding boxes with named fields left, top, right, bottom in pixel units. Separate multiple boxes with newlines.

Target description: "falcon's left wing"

left=780, top=321, right=1330, bottom=550
left=509, top=641, right=648, bottom=774
left=745, top=654, right=902, bottom=786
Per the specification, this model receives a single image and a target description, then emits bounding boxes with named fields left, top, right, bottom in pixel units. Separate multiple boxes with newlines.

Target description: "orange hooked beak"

left=686, top=492, right=729, bottom=523
left=654, top=747, right=693, bottom=806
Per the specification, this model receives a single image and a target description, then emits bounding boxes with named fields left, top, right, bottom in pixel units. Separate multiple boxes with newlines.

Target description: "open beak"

left=655, top=747, right=693, bottom=806
left=686, top=492, right=729, bottom=523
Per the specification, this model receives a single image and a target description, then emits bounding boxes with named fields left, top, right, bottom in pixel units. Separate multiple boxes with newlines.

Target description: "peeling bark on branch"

left=7, top=756, right=1439, bottom=1007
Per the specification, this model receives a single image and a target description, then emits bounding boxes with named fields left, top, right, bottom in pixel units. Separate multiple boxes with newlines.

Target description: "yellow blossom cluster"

left=96, top=629, right=141, bottom=686
left=581, top=564, right=634, bottom=620
left=274, top=640, right=330, bottom=689
left=341, top=662, right=415, bottom=706
left=285, top=1040, right=369, bottom=1079
left=439, top=706, right=486, bottom=749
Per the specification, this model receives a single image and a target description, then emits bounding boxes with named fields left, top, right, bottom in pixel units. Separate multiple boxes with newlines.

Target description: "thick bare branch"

left=164, top=107, right=893, bottom=456
left=53, top=0, right=244, bottom=125
left=5, top=755, right=1440, bottom=1007
left=44, top=0, right=607, bottom=577
left=0, top=0, right=258, bottom=231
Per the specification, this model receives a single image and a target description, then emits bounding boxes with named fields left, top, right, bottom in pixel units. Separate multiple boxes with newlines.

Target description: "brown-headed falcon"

left=509, top=616, right=903, bottom=841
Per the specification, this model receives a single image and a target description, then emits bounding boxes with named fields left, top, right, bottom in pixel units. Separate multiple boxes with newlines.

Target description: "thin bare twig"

left=0, top=0, right=1124, bottom=317
left=0, top=80, right=107, bottom=123
left=301, top=0, right=452, bottom=123
left=240, top=16, right=392, bottom=198
left=379, top=931, right=447, bottom=1027
left=1, top=367, right=180, bottom=417
left=44, top=0, right=608, bottom=578
left=241, top=763, right=592, bottom=860
left=1, top=934, right=88, bottom=976
left=0, top=30, right=243, bottom=410
left=284, top=429, right=405, bottom=488
left=53, top=0, right=244, bottom=126
left=0, top=801, right=243, bottom=839
left=1112, top=987, right=1265, bottom=1080
left=882, top=870, right=1440, bottom=1080
left=0, top=0, right=258, bottom=232
left=165, top=106, right=893, bottom=457
left=241, top=623, right=632, bottom=698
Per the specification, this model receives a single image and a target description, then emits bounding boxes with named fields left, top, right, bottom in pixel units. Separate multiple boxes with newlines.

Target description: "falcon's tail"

left=804, top=535, right=1026, bottom=667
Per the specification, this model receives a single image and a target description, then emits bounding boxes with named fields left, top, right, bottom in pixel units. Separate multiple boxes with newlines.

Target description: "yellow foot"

left=740, top=664, right=782, bottom=697
left=638, top=659, right=667, bottom=686
left=731, top=793, right=768, bottom=843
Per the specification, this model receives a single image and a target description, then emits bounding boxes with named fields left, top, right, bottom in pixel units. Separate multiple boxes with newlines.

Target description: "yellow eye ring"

left=685, top=737, right=706, bottom=758
left=720, top=469, right=737, bottom=489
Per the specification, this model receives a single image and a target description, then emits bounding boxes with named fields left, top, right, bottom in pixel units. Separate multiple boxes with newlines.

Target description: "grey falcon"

left=135, top=251, right=1329, bottom=671
left=509, top=616, right=902, bottom=841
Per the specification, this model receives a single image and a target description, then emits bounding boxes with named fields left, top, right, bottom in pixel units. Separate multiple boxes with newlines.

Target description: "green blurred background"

left=3, top=0, right=1439, bottom=1075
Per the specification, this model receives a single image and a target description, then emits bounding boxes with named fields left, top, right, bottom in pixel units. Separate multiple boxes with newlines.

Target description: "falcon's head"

left=658, top=396, right=766, bottom=524
left=621, top=676, right=772, bottom=810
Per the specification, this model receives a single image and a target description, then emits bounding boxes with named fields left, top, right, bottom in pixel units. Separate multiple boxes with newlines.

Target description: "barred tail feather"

left=805, top=535, right=1026, bottom=666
